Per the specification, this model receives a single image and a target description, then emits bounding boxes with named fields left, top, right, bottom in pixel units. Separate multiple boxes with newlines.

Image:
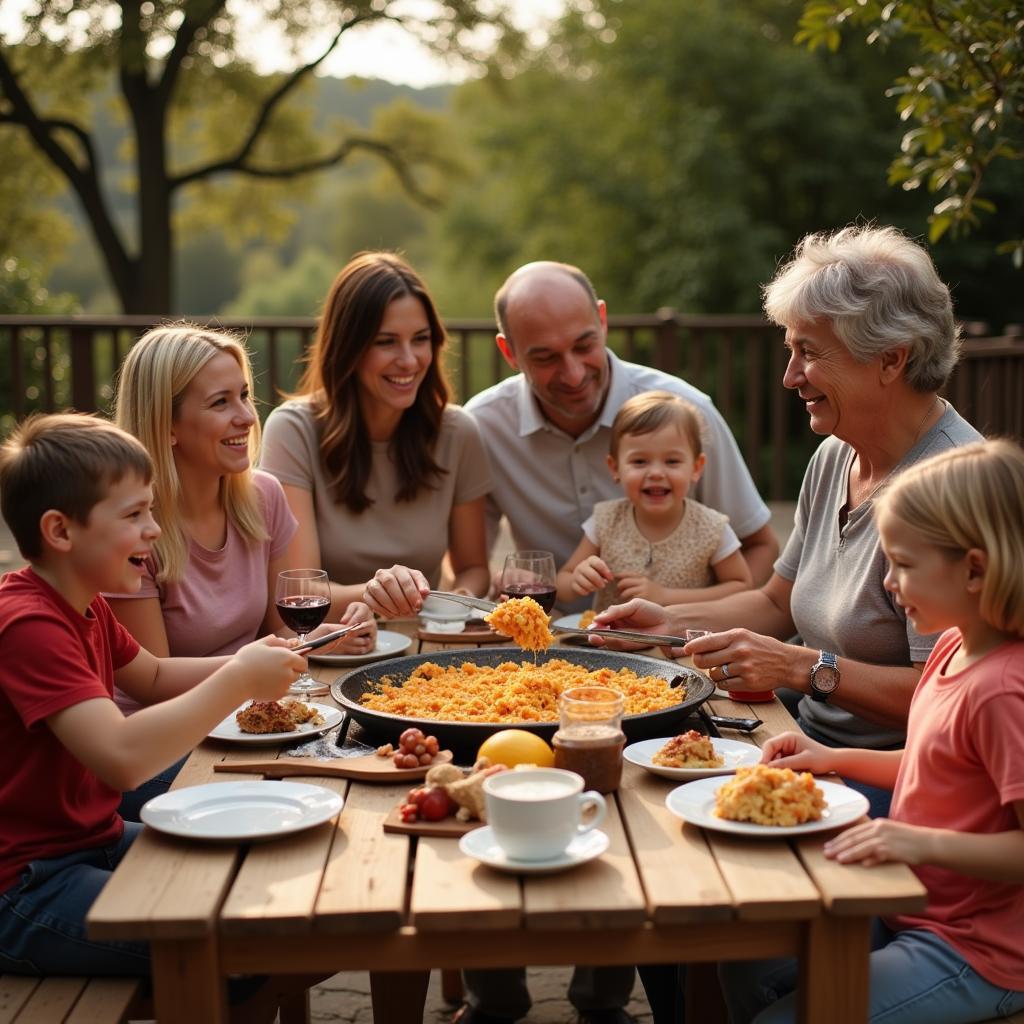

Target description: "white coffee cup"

left=483, top=767, right=606, bottom=861
left=419, top=595, right=470, bottom=634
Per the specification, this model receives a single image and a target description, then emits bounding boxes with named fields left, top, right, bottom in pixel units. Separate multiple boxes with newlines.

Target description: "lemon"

left=477, top=729, right=555, bottom=769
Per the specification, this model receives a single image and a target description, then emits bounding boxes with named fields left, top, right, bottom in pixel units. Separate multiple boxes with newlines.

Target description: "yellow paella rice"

left=578, top=609, right=597, bottom=629
left=485, top=597, right=554, bottom=652
left=359, top=658, right=684, bottom=723
left=714, top=764, right=826, bottom=826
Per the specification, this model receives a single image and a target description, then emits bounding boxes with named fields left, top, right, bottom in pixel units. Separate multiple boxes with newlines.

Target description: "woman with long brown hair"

left=260, top=252, right=492, bottom=609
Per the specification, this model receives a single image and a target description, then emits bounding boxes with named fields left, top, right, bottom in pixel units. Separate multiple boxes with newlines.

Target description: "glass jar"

left=552, top=686, right=626, bottom=793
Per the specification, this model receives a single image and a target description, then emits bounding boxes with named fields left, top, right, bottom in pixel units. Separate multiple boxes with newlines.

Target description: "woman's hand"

left=589, top=599, right=676, bottom=653
left=572, top=556, right=613, bottom=595
left=363, top=565, right=429, bottom=618
left=306, top=604, right=378, bottom=654
left=683, top=628, right=800, bottom=696
left=759, top=730, right=835, bottom=773
left=824, top=818, right=931, bottom=867
left=615, top=574, right=667, bottom=603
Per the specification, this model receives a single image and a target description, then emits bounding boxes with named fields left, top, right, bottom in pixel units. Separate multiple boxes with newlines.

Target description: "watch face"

left=813, top=665, right=840, bottom=692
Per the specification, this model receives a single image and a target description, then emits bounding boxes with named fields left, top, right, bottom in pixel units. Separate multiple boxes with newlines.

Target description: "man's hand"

left=572, top=555, right=614, bottom=595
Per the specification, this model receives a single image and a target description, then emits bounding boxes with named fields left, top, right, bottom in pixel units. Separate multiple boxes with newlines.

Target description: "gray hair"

left=762, top=224, right=961, bottom=392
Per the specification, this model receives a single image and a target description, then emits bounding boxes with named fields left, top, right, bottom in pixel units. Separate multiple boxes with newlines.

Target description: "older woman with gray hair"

left=596, top=224, right=980, bottom=816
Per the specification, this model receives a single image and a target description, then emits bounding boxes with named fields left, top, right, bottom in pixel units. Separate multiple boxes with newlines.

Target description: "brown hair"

left=0, top=413, right=152, bottom=559
left=609, top=390, right=705, bottom=460
left=293, top=252, right=450, bottom=512
left=877, top=438, right=1024, bottom=638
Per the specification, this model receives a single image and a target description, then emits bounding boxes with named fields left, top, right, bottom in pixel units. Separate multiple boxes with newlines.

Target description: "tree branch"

left=173, top=135, right=442, bottom=209
left=157, top=0, right=228, bottom=107
left=170, top=10, right=385, bottom=186
left=0, top=45, right=135, bottom=302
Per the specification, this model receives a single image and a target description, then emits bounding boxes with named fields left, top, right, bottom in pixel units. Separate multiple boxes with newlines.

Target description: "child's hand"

left=572, top=556, right=613, bottom=595
left=233, top=635, right=306, bottom=700
left=614, top=574, right=666, bottom=603
left=759, top=730, right=834, bottom=773
left=824, top=818, right=930, bottom=867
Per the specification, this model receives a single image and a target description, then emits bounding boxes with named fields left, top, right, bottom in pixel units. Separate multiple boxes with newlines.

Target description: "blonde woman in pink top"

left=107, top=325, right=376, bottom=812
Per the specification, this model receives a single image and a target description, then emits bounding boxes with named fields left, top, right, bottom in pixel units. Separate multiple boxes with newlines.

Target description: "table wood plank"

left=5, top=978, right=83, bottom=1024
left=314, top=781, right=410, bottom=932
left=410, top=835, right=521, bottom=931
left=220, top=777, right=345, bottom=935
left=151, top=935, right=227, bottom=1024
left=88, top=826, right=239, bottom=941
left=523, top=797, right=647, bottom=930
left=617, top=764, right=734, bottom=923
left=799, top=914, right=871, bottom=1024
left=795, top=837, right=927, bottom=916
left=706, top=832, right=820, bottom=921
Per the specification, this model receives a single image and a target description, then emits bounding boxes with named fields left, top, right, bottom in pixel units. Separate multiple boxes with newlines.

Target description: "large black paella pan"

left=330, top=646, right=714, bottom=749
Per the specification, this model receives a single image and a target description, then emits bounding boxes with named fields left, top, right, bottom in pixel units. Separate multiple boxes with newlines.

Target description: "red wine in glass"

left=275, top=569, right=331, bottom=695
left=503, top=583, right=557, bottom=614
left=276, top=596, right=329, bottom=635
left=501, top=550, right=557, bottom=614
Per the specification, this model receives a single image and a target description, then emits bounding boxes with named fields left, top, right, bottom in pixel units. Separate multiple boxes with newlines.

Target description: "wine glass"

left=500, top=550, right=557, bottom=613
left=275, top=569, right=331, bottom=696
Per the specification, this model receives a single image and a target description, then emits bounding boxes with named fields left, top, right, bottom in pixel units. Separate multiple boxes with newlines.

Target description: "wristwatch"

left=809, top=651, right=840, bottom=703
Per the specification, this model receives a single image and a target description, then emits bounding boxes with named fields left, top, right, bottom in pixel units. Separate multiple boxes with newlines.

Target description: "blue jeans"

left=720, top=920, right=1024, bottom=1024
left=0, top=822, right=150, bottom=976
left=118, top=755, right=187, bottom=822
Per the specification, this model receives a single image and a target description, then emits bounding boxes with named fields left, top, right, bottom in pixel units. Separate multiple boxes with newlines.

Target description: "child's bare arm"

left=555, top=537, right=610, bottom=603
left=47, top=637, right=305, bottom=791
left=824, top=802, right=1024, bottom=883
left=617, top=549, right=754, bottom=605
left=114, top=647, right=231, bottom=706
left=761, top=730, right=903, bottom=789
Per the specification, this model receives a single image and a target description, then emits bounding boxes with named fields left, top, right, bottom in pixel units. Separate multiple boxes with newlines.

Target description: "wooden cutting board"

left=212, top=749, right=454, bottom=782
left=381, top=803, right=482, bottom=837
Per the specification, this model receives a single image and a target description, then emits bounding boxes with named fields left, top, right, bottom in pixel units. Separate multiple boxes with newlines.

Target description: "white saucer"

left=459, top=827, right=609, bottom=874
left=308, top=629, right=412, bottom=665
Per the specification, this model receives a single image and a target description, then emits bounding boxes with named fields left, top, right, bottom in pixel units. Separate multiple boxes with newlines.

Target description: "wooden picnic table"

left=87, top=621, right=926, bottom=1023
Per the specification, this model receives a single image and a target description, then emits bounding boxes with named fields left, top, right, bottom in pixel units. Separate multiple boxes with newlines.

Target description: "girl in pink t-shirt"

left=108, top=325, right=376, bottom=672
left=726, top=439, right=1024, bottom=1023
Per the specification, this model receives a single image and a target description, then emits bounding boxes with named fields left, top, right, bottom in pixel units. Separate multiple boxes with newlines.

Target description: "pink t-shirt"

left=888, top=628, right=1024, bottom=990
left=111, top=471, right=296, bottom=712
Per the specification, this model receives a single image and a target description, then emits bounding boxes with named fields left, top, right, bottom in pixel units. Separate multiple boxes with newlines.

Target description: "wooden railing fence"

left=2, top=313, right=1021, bottom=501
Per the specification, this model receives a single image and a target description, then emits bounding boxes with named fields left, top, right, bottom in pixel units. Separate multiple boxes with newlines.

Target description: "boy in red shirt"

left=0, top=413, right=305, bottom=977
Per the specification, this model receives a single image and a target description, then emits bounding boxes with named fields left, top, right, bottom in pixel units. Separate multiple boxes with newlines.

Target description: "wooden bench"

left=0, top=975, right=144, bottom=1023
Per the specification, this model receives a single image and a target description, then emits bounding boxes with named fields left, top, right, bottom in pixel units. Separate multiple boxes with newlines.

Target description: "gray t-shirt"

left=776, top=402, right=981, bottom=747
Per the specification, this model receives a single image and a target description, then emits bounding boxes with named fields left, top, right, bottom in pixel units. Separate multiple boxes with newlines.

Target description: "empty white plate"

left=307, top=629, right=412, bottom=665
left=141, top=780, right=344, bottom=841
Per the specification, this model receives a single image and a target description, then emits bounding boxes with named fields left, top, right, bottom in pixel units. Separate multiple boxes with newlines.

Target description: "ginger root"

left=423, top=758, right=508, bottom=822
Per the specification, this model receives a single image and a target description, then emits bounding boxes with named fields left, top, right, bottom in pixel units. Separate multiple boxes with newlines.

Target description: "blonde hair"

left=114, top=324, right=267, bottom=583
left=877, top=439, right=1024, bottom=638
left=610, top=390, right=705, bottom=460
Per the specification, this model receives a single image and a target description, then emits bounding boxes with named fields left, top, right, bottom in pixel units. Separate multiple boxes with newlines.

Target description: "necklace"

left=848, top=396, right=942, bottom=511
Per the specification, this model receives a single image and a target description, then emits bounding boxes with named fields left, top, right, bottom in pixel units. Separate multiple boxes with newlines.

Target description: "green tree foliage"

left=0, top=1, right=515, bottom=313
left=433, top=0, right=935, bottom=316
left=797, top=0, right=1024, bottom=266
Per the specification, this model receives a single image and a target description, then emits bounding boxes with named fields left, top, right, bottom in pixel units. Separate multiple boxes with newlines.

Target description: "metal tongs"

left=293, top=621, right=373, bottom=653
left=426, top=591, right=691, bottom=648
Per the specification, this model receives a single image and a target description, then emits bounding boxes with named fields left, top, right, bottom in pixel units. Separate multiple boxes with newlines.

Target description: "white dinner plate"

left=141, top=780, right=344, bottom=841
left=459, top=826, right=609, bottom=874
left=624, top=736, right=761, bottom=780
left=209, top=701, right=342, bottom=744
left=665, top=777, right=869, bottom=837
left=308, top=629, right=412, bottom=665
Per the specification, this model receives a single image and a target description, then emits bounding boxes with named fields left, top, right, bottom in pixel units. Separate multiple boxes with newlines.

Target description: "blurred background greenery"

left=2, top=0, right=1021, bottom=324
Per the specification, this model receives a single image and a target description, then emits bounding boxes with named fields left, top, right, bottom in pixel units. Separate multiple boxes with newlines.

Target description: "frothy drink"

left=484, top=767, right=607, bottom=861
